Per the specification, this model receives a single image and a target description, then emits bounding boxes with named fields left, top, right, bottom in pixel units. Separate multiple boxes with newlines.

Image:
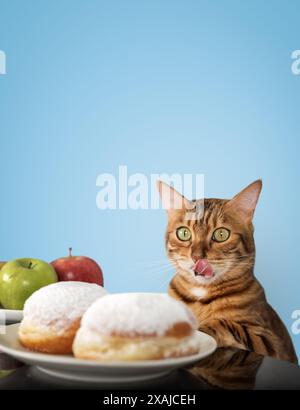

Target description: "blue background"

left=1, top=1, right=300, bottom=357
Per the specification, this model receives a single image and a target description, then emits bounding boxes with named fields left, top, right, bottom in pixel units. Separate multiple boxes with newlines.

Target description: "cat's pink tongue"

left=193, top=259, right=214, bottom=278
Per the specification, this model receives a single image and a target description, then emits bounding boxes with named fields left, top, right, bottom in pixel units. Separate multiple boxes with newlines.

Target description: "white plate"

left=0, top=309, right=23, bottom=323
left=0, top=324, right=217, bottom=384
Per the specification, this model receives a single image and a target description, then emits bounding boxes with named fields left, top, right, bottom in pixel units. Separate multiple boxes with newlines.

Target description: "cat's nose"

left=192, top=255, right=202, bottom=263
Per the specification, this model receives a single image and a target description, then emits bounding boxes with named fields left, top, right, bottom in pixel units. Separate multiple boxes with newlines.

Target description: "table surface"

left=1, top=344, right=300, bottom=390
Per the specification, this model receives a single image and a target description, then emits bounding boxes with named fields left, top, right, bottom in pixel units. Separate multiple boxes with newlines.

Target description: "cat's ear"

left=225, top=180, right=262, bottom=221
left=157, top=181, right=191, bottom=216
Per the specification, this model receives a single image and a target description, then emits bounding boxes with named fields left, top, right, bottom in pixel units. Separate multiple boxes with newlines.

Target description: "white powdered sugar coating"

left=81, top=293, right=197, bottom=336
left=23, top=281, right=107, bottom=332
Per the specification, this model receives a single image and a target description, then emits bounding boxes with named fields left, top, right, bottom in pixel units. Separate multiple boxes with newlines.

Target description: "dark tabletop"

left=1, top=345, right=300, bottom=390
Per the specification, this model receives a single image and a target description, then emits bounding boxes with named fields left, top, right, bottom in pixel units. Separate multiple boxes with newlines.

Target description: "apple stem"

left=69, top=247, right=72, bottom=257
left=28, top=261, right=32, bottom=269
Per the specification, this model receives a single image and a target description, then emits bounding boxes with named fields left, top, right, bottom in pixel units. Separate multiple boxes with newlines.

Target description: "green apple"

left=0, top=262, right=6, bottom=307
left=0, top=258, right=58, bottom=310
left=0, top=261, right=6, bottom=271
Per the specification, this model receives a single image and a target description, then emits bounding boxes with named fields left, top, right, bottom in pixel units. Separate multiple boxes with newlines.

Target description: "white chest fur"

left=190, top=287, right=207, bottom=299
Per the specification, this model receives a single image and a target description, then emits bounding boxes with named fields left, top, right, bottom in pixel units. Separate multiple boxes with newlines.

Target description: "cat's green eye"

left=212, top=227, right=230, bottom=243
left=176, top=226, right=192, bottom=241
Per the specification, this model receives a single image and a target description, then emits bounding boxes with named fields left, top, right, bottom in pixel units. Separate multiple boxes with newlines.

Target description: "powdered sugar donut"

left=73, top=293, right=200, bottom=361
left=19, top=281, right=107, bottom=354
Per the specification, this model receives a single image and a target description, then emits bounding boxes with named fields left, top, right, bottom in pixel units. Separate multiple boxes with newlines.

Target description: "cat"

left=158, top=179, right=298, bottom=364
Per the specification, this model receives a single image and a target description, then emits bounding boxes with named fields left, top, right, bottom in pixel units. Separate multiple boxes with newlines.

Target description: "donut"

left=73, top=293, right=200, bottom=361
left=18, top=281, right=107, bottom=354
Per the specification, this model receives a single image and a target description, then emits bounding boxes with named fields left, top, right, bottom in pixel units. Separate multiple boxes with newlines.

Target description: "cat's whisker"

left=131, top=260, right=172, bottom=268
left=142, top=263, right=174, bottom=270
left=144, top=264, right=174, bottom=273
left=144, top=270, right=174, bottom=281
left=143, top=264, right=175, bottom=277
left=156, top=273, right=174, bottom=292
left=131, top=261, right=176, bottom=272
left=154, top=262, right=174, bottom=270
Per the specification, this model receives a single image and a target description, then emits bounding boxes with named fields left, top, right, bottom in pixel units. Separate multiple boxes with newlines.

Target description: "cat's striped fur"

left=158, top=180, right=297, bottom=363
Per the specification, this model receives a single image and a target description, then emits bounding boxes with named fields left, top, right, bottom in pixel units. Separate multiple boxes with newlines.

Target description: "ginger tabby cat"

left=158, top=180, right=297, bottom=363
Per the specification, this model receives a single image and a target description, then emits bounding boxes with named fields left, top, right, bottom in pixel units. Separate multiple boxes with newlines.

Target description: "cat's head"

left=158, top=180, right=262, bottom=286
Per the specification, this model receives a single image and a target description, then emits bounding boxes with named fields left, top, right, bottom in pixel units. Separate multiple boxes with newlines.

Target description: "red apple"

left=51, top=248, right=103, bottom=286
